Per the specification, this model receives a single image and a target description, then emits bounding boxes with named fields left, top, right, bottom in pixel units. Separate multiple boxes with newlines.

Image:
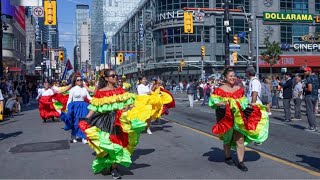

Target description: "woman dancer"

left=61, top=75, right=92, bottom=143
left=137, top=76, right=153, bottom=134
left=79, top=69, right=150, bottom=179
left=209, top=68, right=269, bottom=172
left=37, top=82, right=60, bottom=122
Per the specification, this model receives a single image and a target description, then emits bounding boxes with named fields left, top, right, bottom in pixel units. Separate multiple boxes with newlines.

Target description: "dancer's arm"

left=86, top=110, right=94, bottom=119
left=58, top=84, right=72, bottom=94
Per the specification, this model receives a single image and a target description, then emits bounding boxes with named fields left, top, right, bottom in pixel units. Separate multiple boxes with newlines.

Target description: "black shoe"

left=237, top=162, right=248, bottom=172
left=225, top=157, right=235, bottom=166
left=52, top=117, right=55, bottom=121
left=111, top=169, right=122, bottom=179
left=43, top=119, right=47, bottom=123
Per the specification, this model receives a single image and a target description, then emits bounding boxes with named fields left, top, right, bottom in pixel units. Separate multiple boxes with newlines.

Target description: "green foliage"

left=261, top=37, right=282, bottom=66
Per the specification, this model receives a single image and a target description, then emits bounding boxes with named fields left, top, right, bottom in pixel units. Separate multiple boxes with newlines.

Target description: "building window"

left=156, top=0, right=209, bottom=14
left=316, top=0, right=320, bottom=14
left=216, top=0, right=250, bottom=12
left=2, top=34, right=13, bottom=49
left=216, top=18, right=248, bottom=43
left=155, top=26, right=210, bottom=45
left=280, top=0, right=308, bottom=13
left=281, top=24, right=308, bottom=44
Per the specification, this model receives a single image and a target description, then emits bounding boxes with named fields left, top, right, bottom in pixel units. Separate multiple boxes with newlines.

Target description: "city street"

left=0, top=98, right=319, bottom=179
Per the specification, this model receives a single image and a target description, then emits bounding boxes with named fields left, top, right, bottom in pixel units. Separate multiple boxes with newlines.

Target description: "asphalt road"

left=0, top=101, right=319, bottom=179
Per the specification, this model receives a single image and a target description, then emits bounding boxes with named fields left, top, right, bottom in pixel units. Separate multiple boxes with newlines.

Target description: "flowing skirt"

left=38, top=96, right=60, bottom=119
left=61, top=101, right=89, bottom=139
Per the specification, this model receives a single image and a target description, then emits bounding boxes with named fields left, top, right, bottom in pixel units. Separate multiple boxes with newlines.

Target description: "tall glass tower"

left=91, top=0, right=104, bottom=69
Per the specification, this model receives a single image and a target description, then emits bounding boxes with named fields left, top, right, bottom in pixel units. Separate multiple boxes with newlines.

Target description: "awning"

left=8, top=67, right=21, bottom=72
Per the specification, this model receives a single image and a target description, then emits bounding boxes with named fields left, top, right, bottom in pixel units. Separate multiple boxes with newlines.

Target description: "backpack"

left=260, top=83, right=269, bottom=105
left=205, top=86, right=211, bottom=96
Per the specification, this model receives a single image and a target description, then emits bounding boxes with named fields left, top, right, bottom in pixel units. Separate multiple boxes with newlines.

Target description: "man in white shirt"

left=246, top=67, right=262, bottom=105
left=292, top=75, right=303, bottom=120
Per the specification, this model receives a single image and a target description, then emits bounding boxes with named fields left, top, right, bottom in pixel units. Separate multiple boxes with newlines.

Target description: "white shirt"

left=36, top=88, right=54, bottom=100
left=137, top=84, right=150, bottom=95
left=5, top=98, right=17, bottom=110
left=0, top=90, right=3, bottom=101
left=52, top=85, right=59, bottom=93
left=247, top=77, right=262, bottom=104
left=67, top=86, right=92, bottom=106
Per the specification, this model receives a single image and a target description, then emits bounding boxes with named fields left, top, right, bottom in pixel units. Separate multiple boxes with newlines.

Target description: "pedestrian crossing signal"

left=178, top=66, right=182, bottom=72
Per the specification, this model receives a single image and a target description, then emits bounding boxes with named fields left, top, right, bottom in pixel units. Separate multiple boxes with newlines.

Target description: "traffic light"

left=179, top=59, right=185, bottom=67
left=184, top=11, right=193, bottom=33
left=59, top=51, right=64, bottom=62
left=232, top=52, right=238, bottom=64
left=118, top=52, right=124, bottom=64
left=233, top=34, right=239, bottom=44
left=201, top=46, right=205, bottom=60
left=44, top=0, right=57, bottom=25
left=178, top=66, right=182, bottom=72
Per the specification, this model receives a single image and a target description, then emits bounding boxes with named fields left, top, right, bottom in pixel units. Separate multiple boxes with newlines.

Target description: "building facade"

left=75, top=4, right=90, bottom=70
left=91, top=0, right=104, bottom=69
left=79, top=20, right=91, bottom=71
left=113, top=0, right=320, bottom=82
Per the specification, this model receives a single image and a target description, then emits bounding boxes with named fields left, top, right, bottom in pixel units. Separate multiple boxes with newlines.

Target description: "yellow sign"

left=44, top=0, right=57, bottom=25
left=263, top=12, right=313, bottom=22
left=316, top=16, right=320, bottom=23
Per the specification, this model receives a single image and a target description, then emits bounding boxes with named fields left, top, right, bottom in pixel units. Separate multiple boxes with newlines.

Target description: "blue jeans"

left=305, top=96, right=317, bottom=128
left=201, top=95, right=209, bottom=105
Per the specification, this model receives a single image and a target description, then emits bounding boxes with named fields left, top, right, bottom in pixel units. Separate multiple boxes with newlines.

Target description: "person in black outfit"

left=280, top=72, right=293, bottom=122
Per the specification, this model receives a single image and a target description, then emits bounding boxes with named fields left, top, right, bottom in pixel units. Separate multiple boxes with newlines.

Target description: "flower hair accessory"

left=99, top=70, right=105, bottom=78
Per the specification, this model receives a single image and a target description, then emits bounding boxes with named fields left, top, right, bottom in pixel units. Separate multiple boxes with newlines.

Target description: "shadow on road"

left=0, top=131, right=23, bottom=141
left=273, top=116, right=285, bottom=122
left=287, top=124, right=306, bottom=130
left=0, top=120, right=18, bottom=126
left=296, top=154, right=320, bottom=171
left=203, top=147, right=261, bottom=162
left=150, top=125, right=173, bottom=133
left=132, top=148, right=155, bottom=161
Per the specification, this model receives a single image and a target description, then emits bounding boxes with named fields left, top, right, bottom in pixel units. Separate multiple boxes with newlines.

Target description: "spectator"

left=201, top=83, right=212, bottom=106
left=172, top=80, right=177, bottom=95
left=279, top=72, right=293, bottom=122
left=261, top=78, right=272, bottom=116
left=179, top=81, right=183, bottom=93
left=292, top=75, right=303, bottom=121
left=303, top=67, right=319, bottom=132
left=272, top=76, right=279, bottom=108
left=4, top=95, right=19, bottom=116
left=187, top=80, right=195, bottom=108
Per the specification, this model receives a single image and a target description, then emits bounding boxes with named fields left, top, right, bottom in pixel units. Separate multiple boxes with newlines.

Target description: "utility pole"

left=137, top=39, right=141, bottom=77
left=41, top=31, right=45, bottom=82
left=224, top=0, right=230, bottom=67
left=256, top=18, right=260, bottom=76
left=0, top=2, right=4, bottom=78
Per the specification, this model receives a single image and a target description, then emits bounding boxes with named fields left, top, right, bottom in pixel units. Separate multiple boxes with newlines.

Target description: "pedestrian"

left=78, top=69, right=150, bottom=179
left=36, top=82, right=60, bottom=123
left=292, top=75, right=303, bottom=121
left=209, top=67, right=269, bottom=172
left=303, top=67, right=319, bottom=132
left=137, top=76, right=152, bottom=134
left=187, top=80, right=195, bottom=108
left=201, top=83, right=212, bottom=106
left=60, top=75, right=92, bottom=144
left=172, top=80, right=177, bottom=94
left=261, top=78, right=272, bottom=116
left=279, top=72, right=293, bottom=122
left=179, top=81, right=183, bottom=93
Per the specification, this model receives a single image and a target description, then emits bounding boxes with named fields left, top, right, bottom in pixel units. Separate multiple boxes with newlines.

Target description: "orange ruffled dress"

left=209, top=88, right=269, bottom=147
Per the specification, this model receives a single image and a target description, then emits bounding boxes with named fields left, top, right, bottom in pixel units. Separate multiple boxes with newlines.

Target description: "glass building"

left=91, top=0, right=104, bottom=69
left=113, top=0, right=320, bottom=82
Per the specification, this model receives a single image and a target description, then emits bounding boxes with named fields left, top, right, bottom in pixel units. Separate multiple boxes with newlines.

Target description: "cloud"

left=59, top=32, right=74, bottom=42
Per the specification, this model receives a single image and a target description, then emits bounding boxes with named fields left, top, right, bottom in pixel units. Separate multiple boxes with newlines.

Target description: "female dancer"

left=37, top=82, right=60, bottom=122
left=61, top=75, right=92, bottom=143
left=137, top=76, right=153, bottom=134
left=79, top=69, right=150, bottom=179
left=209, top=68, right=269, bottom=172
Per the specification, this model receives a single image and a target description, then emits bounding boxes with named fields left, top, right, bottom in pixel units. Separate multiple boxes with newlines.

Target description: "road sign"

left=32, top=7, right=44, bottom=17
left=194, top=12, right=205, bottom=22
left=229, top=44, right=241, bottom=51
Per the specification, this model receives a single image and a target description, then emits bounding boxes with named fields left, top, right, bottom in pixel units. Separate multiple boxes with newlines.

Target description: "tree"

left=261, top=37, right=282, bottom=75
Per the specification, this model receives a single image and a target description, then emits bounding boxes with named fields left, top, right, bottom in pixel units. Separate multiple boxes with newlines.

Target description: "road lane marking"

left=162, top=117, right=320, bottom=177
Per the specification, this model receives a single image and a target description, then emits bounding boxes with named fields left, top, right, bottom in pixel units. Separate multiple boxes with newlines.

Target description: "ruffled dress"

left=39, top=96, right=60, bottom=120
left=208, top=88, right=269, bottom=147
left=79, top=88, right=151, bottom=174
left=52, top=86, right=70, bottom=112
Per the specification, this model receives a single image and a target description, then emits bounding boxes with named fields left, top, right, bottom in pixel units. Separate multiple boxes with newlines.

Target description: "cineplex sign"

left=263, top=12, right=320, bottom=23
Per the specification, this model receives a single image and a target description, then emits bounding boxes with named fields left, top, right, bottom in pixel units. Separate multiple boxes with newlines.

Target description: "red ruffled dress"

left=38, top=89, right=60, bottom=120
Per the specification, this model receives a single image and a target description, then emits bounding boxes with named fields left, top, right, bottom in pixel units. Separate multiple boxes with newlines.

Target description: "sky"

left=57, top=0, right=91, bottom=61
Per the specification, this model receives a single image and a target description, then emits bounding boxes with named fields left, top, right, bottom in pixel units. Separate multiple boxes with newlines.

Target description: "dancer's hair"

left=138, top=76, right=145, bottom=85
left=97, top=69, right=115, bottom=90
left=222, top=67, right=234, bottom=77
left=71, top=73, right=82, bottom=87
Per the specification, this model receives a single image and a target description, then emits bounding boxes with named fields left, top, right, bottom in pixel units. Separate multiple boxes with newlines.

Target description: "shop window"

left=2, top=34, right=13, bottom=50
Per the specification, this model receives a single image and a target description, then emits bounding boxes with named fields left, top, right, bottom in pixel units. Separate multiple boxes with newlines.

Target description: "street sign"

left=194, top=12, right=205, bottom=22
left=32, top=7, right=44, bottom=17
left=229, top=44, right=241, bottom=51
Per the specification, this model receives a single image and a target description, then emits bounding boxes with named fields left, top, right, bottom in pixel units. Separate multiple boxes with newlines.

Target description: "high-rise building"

left=103, top=0, right=141, bottom=41
left=80, top=19, right=91, bottom=71
left=75, top=4, right=90, bottom=70
left=48, top=25, right=59, bottom=49
left=91, top=0, right=104, bottom=69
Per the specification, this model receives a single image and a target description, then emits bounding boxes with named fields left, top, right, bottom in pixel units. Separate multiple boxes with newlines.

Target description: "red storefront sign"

left=259, top=55, right=320, bottom=68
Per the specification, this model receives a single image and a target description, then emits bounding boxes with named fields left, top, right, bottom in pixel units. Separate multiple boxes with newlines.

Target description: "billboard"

left=10, top=0, right=43, bottom=6
left=1, top=0, right=15, bottom=16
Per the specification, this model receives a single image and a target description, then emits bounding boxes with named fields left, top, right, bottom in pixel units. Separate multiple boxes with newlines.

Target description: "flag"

left=238, top=32, right=247, bottom=38
left=10, top=0, right=42, bottom=6
left=101, top=33, right=107, bottom=66
left=61, top=59, right=73, bottom=80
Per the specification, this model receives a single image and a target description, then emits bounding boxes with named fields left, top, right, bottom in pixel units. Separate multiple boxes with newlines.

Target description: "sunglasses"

left=76, top=79, right=83, bottom=82
left=107, top=74, right=118, bottom=78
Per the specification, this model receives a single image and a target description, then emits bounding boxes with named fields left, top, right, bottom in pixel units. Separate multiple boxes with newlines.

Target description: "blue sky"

left=57, top=0, right=91, bottom=60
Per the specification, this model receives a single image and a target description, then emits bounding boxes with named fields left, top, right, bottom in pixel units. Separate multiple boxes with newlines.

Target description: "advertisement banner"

left=1, top=0, right=15, bottom=16
left=14, top=6, right=26, bottom=30
left=259, top=55, right=320, bottom=68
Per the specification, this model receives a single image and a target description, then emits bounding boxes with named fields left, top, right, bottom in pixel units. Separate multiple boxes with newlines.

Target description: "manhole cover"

left=9, top=140, right=70, bottom=153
